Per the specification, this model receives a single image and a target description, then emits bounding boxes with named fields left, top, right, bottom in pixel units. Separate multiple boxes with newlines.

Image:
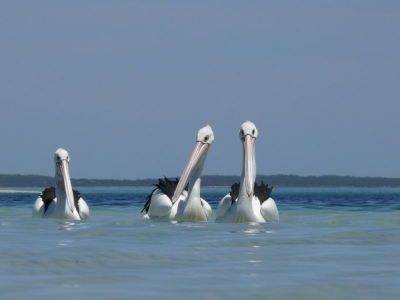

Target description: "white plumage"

left=32, top=148, right=89, bottom=220
left=216, top=121, right=279, bottom=223
left=142, top=126, right=214, bottom=222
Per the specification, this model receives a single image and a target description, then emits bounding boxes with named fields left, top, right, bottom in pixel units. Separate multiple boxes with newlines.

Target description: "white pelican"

left=142, top=125, right=214, bottom=222
left=32, top=148, right=89, bottom=220
left=216, top=121, right=279, bottom=223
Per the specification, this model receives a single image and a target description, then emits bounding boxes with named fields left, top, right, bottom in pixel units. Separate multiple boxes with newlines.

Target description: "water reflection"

left=57, top=220, right=88, bottom=231
left=232, top=228, right=274, bottom=235
left=58, top=240, right=73, bottom=246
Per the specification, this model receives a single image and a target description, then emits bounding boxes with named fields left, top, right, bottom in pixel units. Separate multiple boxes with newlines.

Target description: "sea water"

left=1, top=187, right=399, bottom=299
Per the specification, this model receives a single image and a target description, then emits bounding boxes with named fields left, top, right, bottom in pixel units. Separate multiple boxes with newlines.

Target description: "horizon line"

left=1, top=173, right=400, bottom=181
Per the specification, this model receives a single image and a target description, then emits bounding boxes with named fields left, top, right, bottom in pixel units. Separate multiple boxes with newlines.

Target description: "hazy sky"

left=1, top=1, right=399, bottom=180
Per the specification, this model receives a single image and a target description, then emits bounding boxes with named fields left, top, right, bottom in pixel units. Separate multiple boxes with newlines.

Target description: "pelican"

left=32, top=148, right=89, bottom=220
left=216, top=121, right=279, bottom=223
left=142, top=125, right=214, bottom=222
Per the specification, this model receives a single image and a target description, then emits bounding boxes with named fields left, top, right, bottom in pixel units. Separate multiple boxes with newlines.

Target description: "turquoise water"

left=1, top=187, right=400, bottom=299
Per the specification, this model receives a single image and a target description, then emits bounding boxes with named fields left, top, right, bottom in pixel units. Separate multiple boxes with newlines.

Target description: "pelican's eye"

left=252, top=129, right=255, bottom=135
left=57, top=156, right=61, bottom=161
left=203, top=135, right=209, bottom=143
left=67, top=156, right=69, bottom=161
left=241, top=129, right=244, bottom=136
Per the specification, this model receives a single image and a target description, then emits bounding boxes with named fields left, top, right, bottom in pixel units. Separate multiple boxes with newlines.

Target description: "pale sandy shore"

left=0, top=189, right=39, bottom=193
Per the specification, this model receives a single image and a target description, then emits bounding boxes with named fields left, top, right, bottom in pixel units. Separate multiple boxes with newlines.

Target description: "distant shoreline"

left=1, top=174, right=400, bottom=188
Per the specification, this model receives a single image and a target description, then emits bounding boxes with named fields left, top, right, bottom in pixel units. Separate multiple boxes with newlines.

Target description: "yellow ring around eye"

left=252, top=129, right=255, bottom=135
left=57, top=156, right=60, bottom=161
left=203, top=135, right=209, bottom=142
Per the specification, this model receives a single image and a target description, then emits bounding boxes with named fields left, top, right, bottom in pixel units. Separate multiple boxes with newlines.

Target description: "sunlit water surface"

left=1, top=187, right=399, bottom=299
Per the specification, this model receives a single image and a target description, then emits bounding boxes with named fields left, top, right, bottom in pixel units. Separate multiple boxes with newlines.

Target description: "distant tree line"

left=1, top=174, right=400, bottom=188
left=0, top=174, right=157, bottom=187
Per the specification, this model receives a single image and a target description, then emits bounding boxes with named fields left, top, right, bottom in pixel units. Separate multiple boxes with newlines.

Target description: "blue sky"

left=0, top=1, right=399, bottom=180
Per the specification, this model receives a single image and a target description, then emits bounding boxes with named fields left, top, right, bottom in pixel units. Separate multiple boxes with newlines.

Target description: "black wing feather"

left=254, top=181, right=273, bottom=204
left=228, top=181, right=273, bottom=205
left=141, top=177, right=188, bottom=213
left=73, top=189, right=81, bottom=214
left=229, top=183, right=240, bottom=205
left=39, top=187, right=56, bottom=213
left=39, top=187, right=82, bottom=214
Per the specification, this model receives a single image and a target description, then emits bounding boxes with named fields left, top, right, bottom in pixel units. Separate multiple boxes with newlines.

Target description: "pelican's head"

left=54, top=148, right=70, bottom=165
left=54, top=148, right=75, bottom=213
left=239, top=121, right=258, bottom=140
left=196, top=125, right=215, bottom=145
left=239, top=121, right=258, bottom=198
left=171, top=125, right=214, bottom=203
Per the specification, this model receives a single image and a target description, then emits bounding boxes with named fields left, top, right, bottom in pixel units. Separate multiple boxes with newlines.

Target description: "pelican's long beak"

left=56, top=160, right=75, bottom=213
left=171, top=141, right=210, bottom=203
left=243, top=135, right=256, bottom=198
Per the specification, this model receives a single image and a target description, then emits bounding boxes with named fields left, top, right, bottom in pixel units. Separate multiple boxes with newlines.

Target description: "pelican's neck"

left=180, top=159, right=207, bottom=221
left=56, top=184, right=67, bottom=205
left=238, top=168, right=252, bottom=205
left=232, top=145, right=259, bottom=222
left=238, top=145, right=256, bottom=204
left=54, top=178, right=76, bottom=218
left=185, top=172, right=201, bottom=203
left=185, top=162, right=204, bottom=205
left=55, top=184, right=69, bottom=213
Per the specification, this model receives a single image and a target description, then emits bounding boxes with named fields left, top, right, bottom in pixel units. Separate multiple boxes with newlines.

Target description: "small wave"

left=0, top=189, right=39, bottom=194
